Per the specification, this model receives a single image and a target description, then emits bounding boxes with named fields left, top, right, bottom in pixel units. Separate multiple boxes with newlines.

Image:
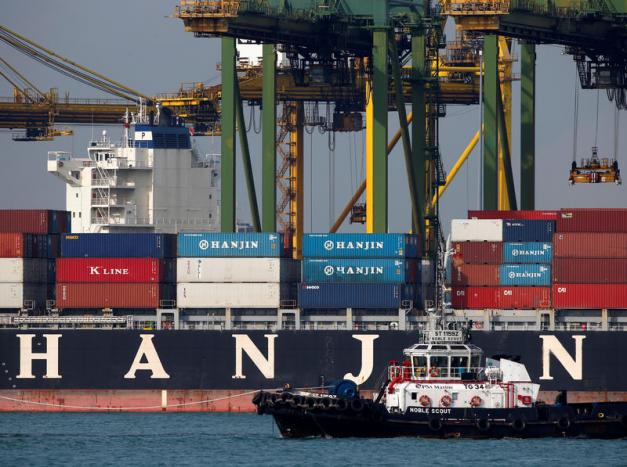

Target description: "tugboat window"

left=450, top=356, right=469, bottom=377
left=411, top=393, right=417, bottom=400
left=430, top=356, right=449, bottom=377
left=412, top=356, right=427, bottom=377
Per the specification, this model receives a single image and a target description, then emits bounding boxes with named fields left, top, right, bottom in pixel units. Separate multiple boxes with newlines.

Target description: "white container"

left=176, top=258, right=300, bottom=283
left=177, top=283, right=294, bottom=308
left=0, top=259, right=49, bottom=283
left=0, top=283, right=47, bottom=309
left=451, top=219, right=503, bottom=242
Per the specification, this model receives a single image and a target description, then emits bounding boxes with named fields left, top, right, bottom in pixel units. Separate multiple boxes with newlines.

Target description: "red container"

left=552, top=284, right=627, bottom=309
left=451, top=264, right=499, bottom=286
left=0, top=210, right=68, bottom=233
left=553, top=233, right=627, bottom=258
left=557, top=208, right=627, bottom=233
left=55, top=283, right=173, bottom=309
left=56, top=258, right=171, bottom=283
left=452, top=286, right=551, bottom=309
left=452, top=242, right=502, bottom=264
left=553, top=258, right=627, bottom=283
left=468, top=210, right=559, bottom=220
left=0, top=233, right=30, bottom=257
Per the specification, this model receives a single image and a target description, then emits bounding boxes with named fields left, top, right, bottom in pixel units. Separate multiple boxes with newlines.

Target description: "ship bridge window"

left=412, top=356, right=427, bottom=377
left=450, top=356, right=469, bottom=378
left=429, top=356, right=449, bottom=377
left=431, top=345, right=447, bottom=351
left=471, top=355, right=481, bottom=369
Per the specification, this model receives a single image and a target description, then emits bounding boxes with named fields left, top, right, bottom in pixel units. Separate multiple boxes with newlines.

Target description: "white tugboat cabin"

left=384, top=330, right=539, bottom=413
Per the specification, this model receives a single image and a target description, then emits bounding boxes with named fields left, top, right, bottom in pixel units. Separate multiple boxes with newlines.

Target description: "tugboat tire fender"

left=350, top=398, right=364, bottom=412
left=319, top=397, right=332, bottom=410
left=428, top=418, right=443, bottom=432
left=281, top=392, right=293, bottom=402
left=336, top=399, right=348, bottom=411
left=556, top=417, right=571, bottom=431
left=510, top=418, right=526, bottom=432
left=476, top=418, right=491, bottom=432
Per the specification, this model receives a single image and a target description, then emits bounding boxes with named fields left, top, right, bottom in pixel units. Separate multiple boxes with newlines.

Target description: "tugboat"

left=252, top=326, right=627, bottom=438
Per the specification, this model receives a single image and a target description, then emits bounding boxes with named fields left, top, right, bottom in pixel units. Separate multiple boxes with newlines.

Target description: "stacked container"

left=298, top=233, right=419, bottom=309
left=0, top=210, right=69, bottom=310
left=552, top=209, right=627, bottom=309
left=176, top=233, right=297, bottom=309
left=451, top=217, right=553, bottom=309
left=55, top=233, right=176, bottom=309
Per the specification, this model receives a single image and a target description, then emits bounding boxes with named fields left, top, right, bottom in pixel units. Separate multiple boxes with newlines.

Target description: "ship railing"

left=387, top=365, right=482, bottom=380
left=12, top=315, right=131, bottom=325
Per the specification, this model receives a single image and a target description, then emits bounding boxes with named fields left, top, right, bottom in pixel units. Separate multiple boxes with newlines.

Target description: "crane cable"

left=594, top=89, right=600, bottom=148
left=572, top=73, right=579, bottom=164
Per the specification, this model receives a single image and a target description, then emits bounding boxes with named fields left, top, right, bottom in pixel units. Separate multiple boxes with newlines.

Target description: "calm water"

left=0, top=413, right=625, bottom=466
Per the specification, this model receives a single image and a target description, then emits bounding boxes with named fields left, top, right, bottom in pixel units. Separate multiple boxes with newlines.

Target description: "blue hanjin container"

left=298, top=283, right=417, bottom=309
left=302, top=258, right=416, bottom=283
left=302, top=233, right=419, bottom=258
left=502, top=220, right=555, bottom=242
left=503, top=242, right=553, bottom=263
left=177, top=232, right=284, bottom=257
left=60, top=233, right=176, bottom=258
left=499, top=264, right=551, bottom=286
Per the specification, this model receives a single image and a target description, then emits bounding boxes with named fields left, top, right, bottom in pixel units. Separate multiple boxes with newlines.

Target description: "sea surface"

left=0, top=413, right=625, bottom=466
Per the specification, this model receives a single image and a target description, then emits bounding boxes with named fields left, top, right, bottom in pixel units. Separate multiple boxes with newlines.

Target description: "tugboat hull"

left=254, top=391, right=627, bottom=439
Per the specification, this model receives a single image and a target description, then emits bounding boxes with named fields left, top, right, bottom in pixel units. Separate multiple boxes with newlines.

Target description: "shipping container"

left=298, top=283, right=417, bottom=309
left=468, top=210, right=559, bottom=220
left=451, top=286, right=551, bottom=309
left=55, top=283, right=174, bottom=309
left=56, top=258, right=175, bottom=283
left=499, top=264, right=551, bottom=286
left=502, top=220, right=555, bottom=242
left=450, top=219, right=503, bottom=242
left=302, top=258, right=417, bottom=284
left=0, top=210, right=71, bottom=234
left=177, top=282, right=294, bottom=308
left=552, top=284, right=627, bottom=309
left=452, top=242, right=502, bottom=264
left=0, top=233, right=32, bottom=258
left=0, top=283, right=47, bottom=309
left=32, top=234, right=60, bottom=258
left=503, top=242, right=552, bottom=264
left=177, top=232, right=284, bottom=257
left=60, top=233, right=176, bottom=258
left=557, top=208, right=627, bottom=233
left=451, top=264, right=500, bottom=286
left=302, top=233, right=419, bottom=258
left=552, top=233, right=627, bottom=258
left=176, top=258, right=299, bottom=283
left=0, top=258, right=49, bottom=283
left=553, top=258, right=627, bottom=284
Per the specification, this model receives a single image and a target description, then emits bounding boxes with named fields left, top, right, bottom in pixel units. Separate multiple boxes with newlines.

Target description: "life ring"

left=419, top=395, right=432, bottom=407
left=350, top=398, right=364, bottom=412
left=440, top=394, right=452, bottom=408
left=428, top=418, right=443, bottom=432
left=557, top=416, right=571, bottom=431
left=429, top=367, right=441, bottom=378
left=470, top=396, right=482, bottom=408
left=476, top=418, right=491, bottom=432
left=511, top=418, right=526, bottom=432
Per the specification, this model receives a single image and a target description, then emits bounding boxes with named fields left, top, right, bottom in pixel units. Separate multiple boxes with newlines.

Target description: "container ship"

left=0, top=120, right=626, bottom=412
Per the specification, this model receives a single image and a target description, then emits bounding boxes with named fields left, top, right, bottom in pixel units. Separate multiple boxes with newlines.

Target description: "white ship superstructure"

left=48, top=115, right=220, bottom=233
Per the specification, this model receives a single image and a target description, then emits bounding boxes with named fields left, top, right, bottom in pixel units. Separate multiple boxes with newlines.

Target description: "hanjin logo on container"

left=199, top=240, right=209, bottom=250
left=323, top=265, right=335, bottom=276
left=324, top=240, right=334, bottom=251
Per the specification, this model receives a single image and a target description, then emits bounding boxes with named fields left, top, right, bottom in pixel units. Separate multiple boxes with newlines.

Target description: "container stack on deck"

left=55, top=233, right=176, bottom=309
left=298, top=234, right=419, bottom=309
left=176, top=232, right=297, bottom=309
left=0, top=210, right=68, bottom=311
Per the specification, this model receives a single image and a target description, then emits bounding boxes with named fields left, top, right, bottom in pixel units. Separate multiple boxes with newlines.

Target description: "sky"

left=1, top=1, right=625, bottom=236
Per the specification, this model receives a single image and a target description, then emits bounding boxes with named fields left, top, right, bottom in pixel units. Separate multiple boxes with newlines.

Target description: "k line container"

left=56, top=258, right=175, bottom=283
left=503, top=242, right=552, bottom=264
left=451, top=264, right=500, bottom=286
left=468, top=210, right=559, bottom=220
left=553, top=258, right=627, bottom=284
left=502, top=220, right=555, bottom=242
left=0, top=283, right=47, bottom=309
left=557, top=209, right=627, bottom=233
left=177, top=232, right=284, bottom=257
left=302, top=258, right=417, bottom=283
left=451, top=219, right=503, bottom=242
left=0, top=259, right=49, bottom=283
left=552, top=284, right=627, bottom=309
left=55, top=283, right=174, bottom=309
left=61, top=233, right=176, bottom=258
left=302, top=233, right=419, bottom=258
left=451, top=286, right=551, bottom=309
left=499, top=264, right=551, bottom=286
left=177, top=283, right=294, bottom=308
left=298, top=283, right=417, bottom=309
left=176, top=258, right=300, bottom=283
left=0, top=233, right=32, bottom=258
left=0, top=209, right=70, bottom=234
left=452, top=242, right=502, bottom=264
left=552, top=233, right=627, bottom=258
